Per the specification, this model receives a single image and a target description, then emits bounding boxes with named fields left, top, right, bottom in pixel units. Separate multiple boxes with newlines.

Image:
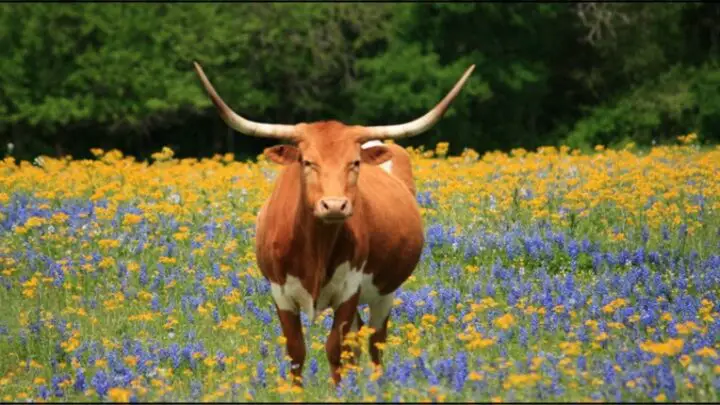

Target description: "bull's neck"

left=295, top=195, right=345, bottom=301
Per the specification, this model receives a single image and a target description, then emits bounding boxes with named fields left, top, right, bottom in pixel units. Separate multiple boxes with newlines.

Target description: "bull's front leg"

left=275, top=306, right=306, bottom=386
left=325, top=290, right=360, bottom=385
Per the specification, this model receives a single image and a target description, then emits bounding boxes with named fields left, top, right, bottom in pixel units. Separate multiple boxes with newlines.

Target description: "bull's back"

left=384, top=143, right=417, bottom=196
left=253, top=166, right=303, bottom=283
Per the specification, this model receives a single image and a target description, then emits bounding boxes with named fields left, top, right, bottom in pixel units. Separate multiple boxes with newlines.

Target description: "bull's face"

left=263, top=124, right=393, bottom=224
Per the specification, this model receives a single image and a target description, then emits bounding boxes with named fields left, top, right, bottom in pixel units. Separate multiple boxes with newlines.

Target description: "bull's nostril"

left=340, top=201, right=347, bottom=211
left=321, top=201, right=329, bottom=210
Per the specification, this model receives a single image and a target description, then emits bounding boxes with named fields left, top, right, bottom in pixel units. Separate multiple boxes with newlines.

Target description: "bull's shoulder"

left=358, top=163, right=420, bottom=218
left=254, top=175, right=304, bottom=281
left=255, top=223, right=302, bottom=285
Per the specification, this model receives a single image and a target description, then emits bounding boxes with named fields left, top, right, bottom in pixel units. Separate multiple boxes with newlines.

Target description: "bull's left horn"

left=193, top=61, right=297, bottom=140
left=360, top=64, right=475, bottom=141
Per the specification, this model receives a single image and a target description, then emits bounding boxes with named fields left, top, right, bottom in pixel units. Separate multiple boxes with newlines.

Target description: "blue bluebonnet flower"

left=254, top=361, right=267, bottom=388
left=91, top=370, right=109, bottom=398
left=309, top=358, right=318, bottom=380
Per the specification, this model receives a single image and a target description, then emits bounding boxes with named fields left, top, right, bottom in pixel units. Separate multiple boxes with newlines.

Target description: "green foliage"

left=0, top=4, right=395, bottom=159
left=0, top=3, right=718, bottom=160
left=349, top=42, right=492, bottom=150
left=565, top=3, right=720, bottom=149
left=567, top=63, right=720, bottom=149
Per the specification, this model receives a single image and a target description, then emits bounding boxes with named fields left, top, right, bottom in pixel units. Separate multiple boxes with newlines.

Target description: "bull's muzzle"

left=314, top=197, right=353, bottom=223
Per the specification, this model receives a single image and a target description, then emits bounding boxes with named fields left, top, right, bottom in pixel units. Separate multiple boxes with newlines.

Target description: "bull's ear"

left=264, top=145, right=300, bottom=165
left=360, top=145, right=393, bottom=166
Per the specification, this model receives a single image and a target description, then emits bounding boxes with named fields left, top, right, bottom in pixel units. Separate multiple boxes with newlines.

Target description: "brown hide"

left=194, top=60, right=474, bottom=385
left=254, top=128, right=423, bottom=308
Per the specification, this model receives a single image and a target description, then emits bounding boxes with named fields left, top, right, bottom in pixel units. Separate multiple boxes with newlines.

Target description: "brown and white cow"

left=193, top=61, right=474, bottom=385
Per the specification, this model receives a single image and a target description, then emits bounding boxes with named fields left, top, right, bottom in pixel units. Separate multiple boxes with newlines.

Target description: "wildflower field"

left=1, top=136, right=719, bottom=402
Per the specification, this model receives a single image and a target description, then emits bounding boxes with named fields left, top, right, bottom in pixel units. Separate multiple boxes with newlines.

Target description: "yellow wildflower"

left=494, top=313, right=515, bottom=330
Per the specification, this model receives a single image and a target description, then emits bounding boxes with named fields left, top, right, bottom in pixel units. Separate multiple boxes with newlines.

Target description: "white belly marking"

left=270, top=277, right=313, bottom=316
left=270, top=261, right=382, bottom=323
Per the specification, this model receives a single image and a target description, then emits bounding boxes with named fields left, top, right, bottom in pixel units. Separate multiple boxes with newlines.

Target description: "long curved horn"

left=193, top=61, right=296, bottom=140
left=359, top=64, right=475, bottom=141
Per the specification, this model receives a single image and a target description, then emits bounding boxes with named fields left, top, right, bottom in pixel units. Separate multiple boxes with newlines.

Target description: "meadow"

left=0, top=135, right=719, bottom=402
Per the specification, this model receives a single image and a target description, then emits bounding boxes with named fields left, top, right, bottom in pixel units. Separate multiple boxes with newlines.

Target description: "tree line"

left=1, top=3, right=718, bottom=161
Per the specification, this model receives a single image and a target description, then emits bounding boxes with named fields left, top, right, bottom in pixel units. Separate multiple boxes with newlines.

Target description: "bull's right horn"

left=359, top=64, right=475, bottom=141
left=193, top=61, right=297, bottom=140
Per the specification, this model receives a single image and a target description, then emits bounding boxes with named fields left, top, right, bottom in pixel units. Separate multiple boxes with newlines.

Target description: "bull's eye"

left=352, top=160, right=360, bottom=168
left=303, top=160, right=312, bottom=168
